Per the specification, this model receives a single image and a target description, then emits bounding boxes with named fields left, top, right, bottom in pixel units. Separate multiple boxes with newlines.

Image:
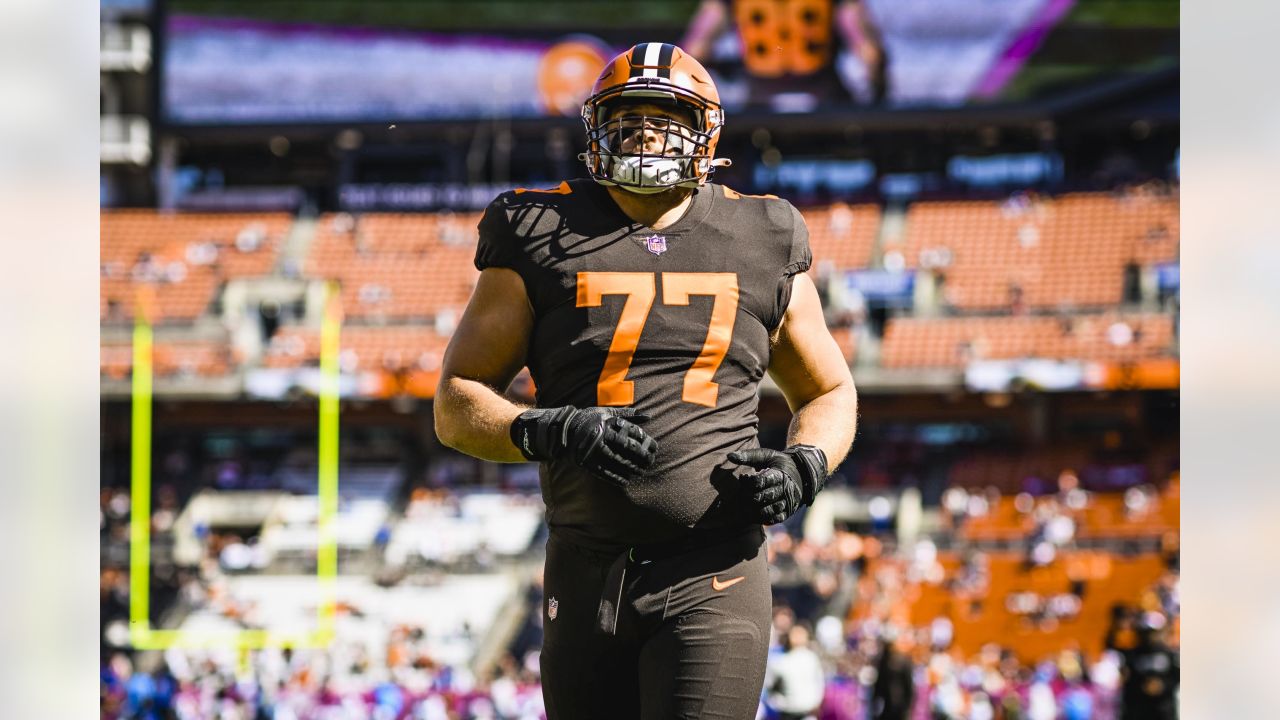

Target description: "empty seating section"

left=264, top=326, right=451, bottom=373
left=954, top=489, right=1178, bottom=542
left=101, top=211, right=292, bottom=322
left=897, top=193, right=1179, bottom=310
left=889, top=551, right=1169, bottom=662
left=880, top=313, right=1174, bottom=368
left=100, top=195, right=1178, bottom=379
left=306, top=213, right=481, bottom=320
left=801, top=203, right=881, bottom=271
left=101, top=339, right=233, bottom=379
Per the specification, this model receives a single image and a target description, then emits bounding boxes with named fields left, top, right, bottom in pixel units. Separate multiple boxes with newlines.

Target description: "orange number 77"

left=576, top=271, right=739, bottom=408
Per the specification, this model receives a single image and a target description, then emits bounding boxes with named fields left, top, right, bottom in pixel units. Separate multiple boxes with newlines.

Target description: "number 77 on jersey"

left=577, top=271, right=739, bottom=409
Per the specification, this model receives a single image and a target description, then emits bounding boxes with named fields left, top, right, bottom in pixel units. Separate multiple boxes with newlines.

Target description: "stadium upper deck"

left=100, top=186, right=1179, bottom=396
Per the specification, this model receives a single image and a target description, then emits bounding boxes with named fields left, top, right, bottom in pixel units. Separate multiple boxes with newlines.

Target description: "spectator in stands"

left=870, top=629, right=915, bottom=720
left=1026, top=668, right=1058, bottom=720
left=131, top=251, right=162, bottom=283
left=1001, top=191, right=1033, bottom=217
left=1120, top=617, right=1179, bottom=719
left=765, top=624, right=827, bottom=720
left=1057, top=469, right=1089, bottom=512
left=969, top=691, right=995, bottom=720
left=235, top=223, right=266, bottom=253
left=1008, top=283, right=1027, bottom=316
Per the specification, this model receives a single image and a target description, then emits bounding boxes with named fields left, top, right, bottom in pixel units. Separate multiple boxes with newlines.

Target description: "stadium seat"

left=859, top=549, right=1170, bottom=663
left=880, top=312, right=1175, bottom=369
left=305, top=213, right=482, bottom=320
left=101, top=338, right=235, bottom=379
left=101, top=211, right=293, bottom=322
left=264, top=325, right=451, bottom=373
left=895, top=192, right=1179, bottom=311
left=800, top=203, right=881, bottom=271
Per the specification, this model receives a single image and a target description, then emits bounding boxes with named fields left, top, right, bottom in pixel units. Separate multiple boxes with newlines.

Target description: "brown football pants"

left=539, top=525, right=771, bottom=720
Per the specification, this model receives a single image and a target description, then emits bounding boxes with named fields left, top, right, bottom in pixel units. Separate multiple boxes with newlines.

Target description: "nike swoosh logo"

left=711, top=575, right=746, bottom=591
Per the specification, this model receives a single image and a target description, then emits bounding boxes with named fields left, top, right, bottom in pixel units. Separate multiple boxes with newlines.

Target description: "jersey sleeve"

left=473, top=195, right=520, bottom=272
left=766, top=202, right=813, bottom=330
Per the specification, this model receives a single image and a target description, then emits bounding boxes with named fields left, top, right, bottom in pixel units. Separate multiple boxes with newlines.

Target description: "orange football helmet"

left=581, top=43, right=727, bottom=193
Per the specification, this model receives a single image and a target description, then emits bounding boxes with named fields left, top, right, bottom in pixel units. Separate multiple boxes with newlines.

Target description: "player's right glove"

left=510, top=406, right=658, bottom=489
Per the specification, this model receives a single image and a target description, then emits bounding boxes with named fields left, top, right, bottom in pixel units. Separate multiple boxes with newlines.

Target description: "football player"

left=435, top=42, right=858, bottom=720
left=682, top=0, right=889, bottom=108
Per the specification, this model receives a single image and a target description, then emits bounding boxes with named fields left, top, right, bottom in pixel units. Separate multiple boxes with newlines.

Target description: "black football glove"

left=510, top=406, right=658, bottom=489
left=726, top=445, right=829, bottom=525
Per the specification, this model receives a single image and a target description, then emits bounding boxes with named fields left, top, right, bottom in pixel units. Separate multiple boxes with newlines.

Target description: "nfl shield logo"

left=644, top=234, right=667, bottom=256
left=548, top=596, right=558, bottom=621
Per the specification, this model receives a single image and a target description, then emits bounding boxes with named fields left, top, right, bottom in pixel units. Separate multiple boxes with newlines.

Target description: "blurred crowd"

left=101, top=636, right=546, bottom=720
left=102, top=473, right=1178, bottom=720
left=760, top=529, right=1180, bottom=720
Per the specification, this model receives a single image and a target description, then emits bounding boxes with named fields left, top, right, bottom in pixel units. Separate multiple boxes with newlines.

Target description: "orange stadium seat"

left=880, top=312, right=1175, bottom=369
left=101, top=211, right=293, bottom=322
left=264, top=325, right=452, bottom=373
left=100, top=339, right=234, bottom=379
left=896, top=192, right=1178, bottom=311
left=306, top=213, right=482, bottom=320
left=859, top=549, right=1171, bottom=663
left=800, top=203, right=881, bottom=271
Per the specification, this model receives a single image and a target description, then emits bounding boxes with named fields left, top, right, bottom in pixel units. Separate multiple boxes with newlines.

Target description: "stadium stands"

left=881, top=549, right=1169, bottom=663
left=952, top=484, right=1179, bottom=543
left=173, top=572, right=516, bottom=666
left=388, top=490, right=545, bottom=568
left=100, top=193, right=1178, bottom=385
left=101, top=193, right=1179, bottom=719
left=101, top=211, right=293, bottom=322
left=264, top=325, right=451, bottom=373
left=305, top=212, right=481, bottom=321
left=893, top=191, right=1179, bottom=311
left=880, top=312, right=1176, bottom=369
left=802, top=203, right=881, bottom=271
left=101, top=338, right=235, bottom=379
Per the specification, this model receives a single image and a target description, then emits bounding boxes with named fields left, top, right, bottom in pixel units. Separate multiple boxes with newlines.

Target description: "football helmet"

left=581, top=42, right=727, bottom=193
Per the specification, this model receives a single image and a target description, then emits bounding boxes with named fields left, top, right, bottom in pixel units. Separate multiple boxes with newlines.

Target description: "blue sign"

left=1156, top=262, right=1179, bottom=291
left=947, top=152, right=1063, bottom=188
left=753, top=159, right=876, bottom=195
left=843, top=270, right=915, bottom=306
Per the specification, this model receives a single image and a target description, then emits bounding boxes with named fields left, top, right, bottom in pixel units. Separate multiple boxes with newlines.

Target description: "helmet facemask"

left=582, top=83, right=723, bottom=193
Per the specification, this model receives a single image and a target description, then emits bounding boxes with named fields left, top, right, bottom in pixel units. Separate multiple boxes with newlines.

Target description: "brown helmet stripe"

left=656, top=43, right=675, bottom=77
left=628, top=42, right=678, bottom=79
left=628, top=43, right=650, bottom=77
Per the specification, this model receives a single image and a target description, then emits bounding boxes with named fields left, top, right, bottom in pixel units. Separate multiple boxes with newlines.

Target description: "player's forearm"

left=785, top=381, right=858, bottom=470
left=434, top=375, right=530, bottom=463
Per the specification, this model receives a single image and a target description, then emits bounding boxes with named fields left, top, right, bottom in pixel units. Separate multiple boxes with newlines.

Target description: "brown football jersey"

left=474, top=178, right=811, bottom=548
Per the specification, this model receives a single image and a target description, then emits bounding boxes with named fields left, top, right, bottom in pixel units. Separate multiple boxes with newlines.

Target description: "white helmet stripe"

left=642, top=42, right=662, bottom=78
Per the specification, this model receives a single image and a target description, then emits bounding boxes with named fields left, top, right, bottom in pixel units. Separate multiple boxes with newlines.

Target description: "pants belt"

left=594, top=524, right=762, bottom=636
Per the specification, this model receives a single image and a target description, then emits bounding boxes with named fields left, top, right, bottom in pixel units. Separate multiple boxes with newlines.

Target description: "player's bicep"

left=767, top=272, right=854, bottom=411
left=441, top=267, right=533, bottom=389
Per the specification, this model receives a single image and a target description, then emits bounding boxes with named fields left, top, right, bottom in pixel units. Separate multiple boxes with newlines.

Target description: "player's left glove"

left=726, top=445, right=829, bottom=525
